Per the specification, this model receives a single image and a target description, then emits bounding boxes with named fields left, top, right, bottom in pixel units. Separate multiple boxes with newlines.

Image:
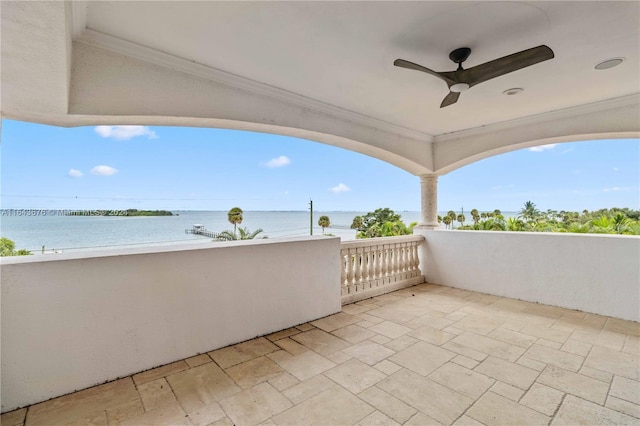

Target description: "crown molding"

left=74, top=29, right=432, bottom=143
left=435, top=93, right=640, bottom=144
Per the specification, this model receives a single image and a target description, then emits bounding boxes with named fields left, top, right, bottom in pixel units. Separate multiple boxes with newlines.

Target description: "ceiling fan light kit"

left=394, top=45, right=555, bottom=107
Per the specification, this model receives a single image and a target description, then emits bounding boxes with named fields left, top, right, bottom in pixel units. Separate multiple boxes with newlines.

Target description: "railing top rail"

left=340, top=234, right=424, bottom=249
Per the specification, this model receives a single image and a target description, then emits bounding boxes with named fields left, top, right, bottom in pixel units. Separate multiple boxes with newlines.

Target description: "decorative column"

left=419, top=174, right=439, bottom=229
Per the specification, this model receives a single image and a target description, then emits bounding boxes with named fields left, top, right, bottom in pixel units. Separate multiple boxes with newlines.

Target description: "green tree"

left=351, top=216, right=363, bottom=230
left=351, top=208, right=416, bottom=238
left=0, top=237, right=32, bottom=257
left=215, top=227, right=265, bottom=241
left=518, top=201, right=539, bottom=222
left=227, top=207, right=243, bottom=235
left=318, top=215, right=331, bottom=234
left=447, top=210, right=457, bottom=228
left=470, top=209, right=480, bottom=225
left=442, top=215, right=452, bottom=229
left=456, top=214, right=466, bottom=228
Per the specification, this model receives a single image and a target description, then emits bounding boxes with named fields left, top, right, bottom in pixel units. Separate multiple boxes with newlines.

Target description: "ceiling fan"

left=394, top=45, right=554, bottom=108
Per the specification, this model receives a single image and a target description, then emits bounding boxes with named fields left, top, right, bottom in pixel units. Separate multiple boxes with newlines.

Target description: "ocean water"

left=1, top=210, right=423, bottom=254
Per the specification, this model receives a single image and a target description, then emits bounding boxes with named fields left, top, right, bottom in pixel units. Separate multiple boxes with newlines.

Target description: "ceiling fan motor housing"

left=449, top=47, right=472, bottom=66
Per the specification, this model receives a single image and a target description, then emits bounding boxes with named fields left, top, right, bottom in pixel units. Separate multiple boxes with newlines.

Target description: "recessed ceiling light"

left=595, top=57, right=625, bottom=70
left=503, top=88, right=523, bottom=96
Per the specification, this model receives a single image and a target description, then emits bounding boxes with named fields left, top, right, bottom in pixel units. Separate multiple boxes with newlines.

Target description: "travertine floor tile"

left=295, top=323, right=315, bottom=332
left=428, top=362, right=494, bottom=399
left=384, top=335, right=419, bottom=352
left=442, top=340, right=488, bottom=362
left=133, top=361, right=189, bottom=385
left=404, top=412, right=443, bottom=425
left=268, top=372, right=299, bottom=392
left=219, top=382, right=291, bottom=426
left=623, top=335, right=640, bottom=355
left=488, top=327, right=538, bottom=349
left=210, top=417, right=234, bottom=426
left=106, top=398, right=145, bottom=424
left=290, top=329, right=350, bottom=356
left=225, top=356, right=284, bottom=389
left=520, top=324, right=571, bottom=343
left=538, top=365, right=609, bottom=404
left=266, top=328, right=300, bottom=342
left=137, top=378, right=176, bottom=411
left=185, top=354, right=212, bottom=368
left=272, top=386, right=374, bottom=425
left=475, top=356, right=539, bottom=390
left=606, top=395, right=640, bottom=418
left=166, top=362, right=240, bottom=413
left=358, top=386, right=417, bottom=424
left=560, top=339, right=592, bottom=356
left=610, top=375, right=640, bottom=403
left=324, top=358, right=387, bottom=394
left=267, top=349, right=335, bottom=381
left=490, top=381, right=525, bottom=401
left=585, top=346, right=640, bottom=380
left=408, top=325, right=455, bottom=345
left=579, top=365, right=613, bottom=383
left=374, top=359, right=402, bottom=375
left=570, top=329, right=625, bottom=351
left=282, top=374, right=334, bottom=405
left=26, top=378, right=139, bottom=426
left=451, top=354, right=479, bottom=369
left=311, top=312, right=360, bottom=332
left=377, top=369, right=472, bottom=425
left=331, top=324, right=376, bottom=343
left=450, top=332, right=525, bottom=362
left=389, top=341, right=455, bottom=376
left=454, top=315, right=501, bottom=335
left=523, top=344, right=584, bottom=372
left=273, top=337, right=308, bottom=356
left=365, top=307, right=415, bottom=324
left=452, top=415, right=485, bottom=426
left=1, top=408, right=26, bottom=426
left=187, top=402, right=226, bottom=426
left=344, top=340, right=395, bottom=365
left=552, top=394, right=638, bottom=425
left=118, top=402, right=189, bottom=426
left=356, top=410, right=401, bottom=426
left=209, top=337, right=279, bottom=369
left=467, top=392, right=550, bottom=425
left=369, top=321, right=412, bottom=339
left=604, top=318, right=640, bottom=337
left=520, top=383, right=565, bottom=416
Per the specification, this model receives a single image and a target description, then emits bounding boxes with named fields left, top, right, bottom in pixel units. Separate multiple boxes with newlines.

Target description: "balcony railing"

left=340, top=235, right=425, bottom=304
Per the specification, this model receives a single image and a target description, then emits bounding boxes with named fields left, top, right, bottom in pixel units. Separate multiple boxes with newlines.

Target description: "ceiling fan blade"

left=440, top=91, right=460, bottom=108
left=462, top=45, right=554, bottom=87
left=394, top=59, right=456, bottom=85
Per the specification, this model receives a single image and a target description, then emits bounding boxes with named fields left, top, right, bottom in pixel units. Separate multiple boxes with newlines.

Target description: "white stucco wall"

left=415, top=230, right=640, bottom=322
left=0, top=236, right=341, bottom=412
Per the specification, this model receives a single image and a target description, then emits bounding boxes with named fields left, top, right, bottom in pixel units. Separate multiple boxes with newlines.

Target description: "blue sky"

left=1, top=119, right=638, bottom=212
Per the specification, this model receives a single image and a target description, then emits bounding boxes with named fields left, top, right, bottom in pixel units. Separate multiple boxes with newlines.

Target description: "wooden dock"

left=185, top=224, right=220, bottom=239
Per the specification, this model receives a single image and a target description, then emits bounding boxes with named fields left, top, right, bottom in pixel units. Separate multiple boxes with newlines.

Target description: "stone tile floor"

left=3, top=284, right=639, bottom=425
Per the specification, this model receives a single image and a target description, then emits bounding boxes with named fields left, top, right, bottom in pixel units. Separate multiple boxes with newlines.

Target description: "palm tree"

left=457, top=214, right=466, bottom=227
left=442, top=215, right=452, bottom=229
left=447, top=210, right=456, bottom=228
left=215, top=227, right=265, bottom=241
left=227, top=207, right=243, bottom=235
left=470, top=209, right=480, bottom=225
left=318, top=215, right=330, bottom=234
left=518, top=201, right=539, bottom=222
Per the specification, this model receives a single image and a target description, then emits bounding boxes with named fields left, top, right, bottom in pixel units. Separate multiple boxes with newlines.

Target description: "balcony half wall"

left=0, top=237, right=341, bottom=412
left=416, top=229, right=640, bottom=323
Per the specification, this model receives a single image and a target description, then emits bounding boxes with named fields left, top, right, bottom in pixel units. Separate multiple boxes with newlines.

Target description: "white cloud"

left=90, top=165, right=119, bottom=176
left=329, top=183, right=350, bottom=193
left=603, top=186, right=624, bottom=192
left=68, top=169, right=83, bottom=178
left=528, top=144, right=557, bottom=152
left=94, top=125, right=157, bottom=140
left=262, top=156, right=291, bottom=168
left=613, top=167, right=619, bottom=172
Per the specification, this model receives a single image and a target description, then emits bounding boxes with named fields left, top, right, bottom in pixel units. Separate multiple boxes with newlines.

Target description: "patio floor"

left=3, top=284, right=639, bottom=425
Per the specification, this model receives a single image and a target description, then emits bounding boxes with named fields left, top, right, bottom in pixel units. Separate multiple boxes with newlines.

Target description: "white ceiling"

left=2, top=1, right=639, bottom=174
